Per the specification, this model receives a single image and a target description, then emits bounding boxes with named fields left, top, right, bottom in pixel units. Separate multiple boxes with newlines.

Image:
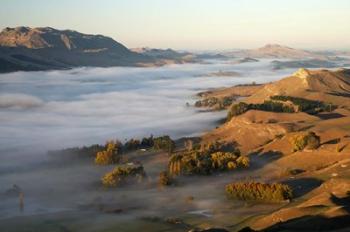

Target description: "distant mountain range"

left=0, top=27, right=348, bottom=73
left=0, top=27, right=153, bottom=72
left=224, top=44, right=328, bottom=59
left=0, top=27, right=199, bottom=73
left=130, top=47, right=198, bottom=65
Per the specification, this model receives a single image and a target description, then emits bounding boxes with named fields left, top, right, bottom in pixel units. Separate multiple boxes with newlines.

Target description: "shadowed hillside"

left=0, top=27, right=160, bottom=72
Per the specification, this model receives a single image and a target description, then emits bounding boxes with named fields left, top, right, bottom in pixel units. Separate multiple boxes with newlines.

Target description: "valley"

left=1, top=65, right=350, bottom=232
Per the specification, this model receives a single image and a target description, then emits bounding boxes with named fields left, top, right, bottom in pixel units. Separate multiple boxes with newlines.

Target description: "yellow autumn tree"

left=95, top=140, right=120, bottom=165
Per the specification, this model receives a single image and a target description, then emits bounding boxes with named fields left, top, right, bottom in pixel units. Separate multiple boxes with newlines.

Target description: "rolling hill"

left=245, top=68, right=350, bottom=107
left=199, top=69, right=350, bottom=230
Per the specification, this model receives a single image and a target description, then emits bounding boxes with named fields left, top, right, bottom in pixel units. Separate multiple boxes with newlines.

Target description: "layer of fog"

left=0, top=59, right=296, bottom=226
left=0, top=59, right=294, bottom=153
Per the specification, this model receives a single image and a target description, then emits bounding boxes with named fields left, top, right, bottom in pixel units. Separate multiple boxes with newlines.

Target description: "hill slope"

left=202, top=68, right=350, bottom=153
left=199, top=69, right=350, bottom=230
left=0, top=27, right=154, bottom=72
left=246, top=68, right=350, bottom=107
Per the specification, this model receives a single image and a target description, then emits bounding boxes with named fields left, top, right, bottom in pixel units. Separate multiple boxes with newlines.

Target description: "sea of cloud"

left=0, top=59, right=294, bottom=153
left=0, top=59, right=306, bottom=224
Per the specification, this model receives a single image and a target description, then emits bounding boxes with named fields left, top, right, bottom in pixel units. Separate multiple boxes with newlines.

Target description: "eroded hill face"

left=0, top=27, right=158, bottom=72
left=0, top=26, right=131, bottom=53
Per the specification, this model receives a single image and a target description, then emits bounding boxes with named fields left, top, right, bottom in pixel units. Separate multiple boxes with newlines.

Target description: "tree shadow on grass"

left=316, top=113, right=345, bottom=120
left=322, top=138, right=340, bottom=145
left=281, top=177, right=323, bottom=198
left=248, top=150, right=284, bottom=172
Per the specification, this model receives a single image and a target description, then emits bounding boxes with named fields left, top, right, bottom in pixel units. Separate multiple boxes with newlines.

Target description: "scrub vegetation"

left=225, top=182, right=293, bottom=202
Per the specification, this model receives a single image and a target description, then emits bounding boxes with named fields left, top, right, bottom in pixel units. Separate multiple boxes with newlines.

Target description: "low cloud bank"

left=0, top=60, right=291, bottom=152
left=0, top=94, right=43, bottom=109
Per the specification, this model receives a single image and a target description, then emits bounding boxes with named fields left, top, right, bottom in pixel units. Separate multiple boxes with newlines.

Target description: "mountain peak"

left=293, top=68, right=311, bottom=79
left=245, top=43, right=320, bottom=59
left=262, top=43, right=285, bottom=48
left=259, top=43, right=294, bottom=51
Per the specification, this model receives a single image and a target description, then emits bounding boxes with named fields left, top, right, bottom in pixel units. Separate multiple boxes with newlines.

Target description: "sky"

left=1, top=0, right=350, bottom=50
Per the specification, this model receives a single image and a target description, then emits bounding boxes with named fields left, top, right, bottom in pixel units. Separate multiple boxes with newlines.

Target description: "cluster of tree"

left=289, top=131, right=320, bottom=152
left=124, top=138, right=142, bottom=151
left=101, top=165, right=146, bottom=188
left=168, top=140, right=248, bottom=175
left=249, top=100, right=295, bottom=113
left=122, top=135, right=175, bottom=154
left=94, top=135, right=175, bottom=165
left=234, top=82, right=261, bottom=87
left=227, top=101, right=294, bottom=121
left=212, top=152, right=250, bottom=170
left=109, top=135, right=174, bottom=154
left=270, top=95, right=336, bottom=114
left=48, top=144, right=105, bottom=159
left=227, top=96, right=337, bottom=121
left=225, top=182, right=293, bottom=202
left=95, top=141, right=121, bottom=165
left=195, top=96, right=236, bottom=110
left=153, top=135, right=176, bottom=154
left=227, top=102, right=250, bottom=120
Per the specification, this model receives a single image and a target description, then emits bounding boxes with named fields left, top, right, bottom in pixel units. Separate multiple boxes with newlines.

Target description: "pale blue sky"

left=1, top=0, right=350, bottom=50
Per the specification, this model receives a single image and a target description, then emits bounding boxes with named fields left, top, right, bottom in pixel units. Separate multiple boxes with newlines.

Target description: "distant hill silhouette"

left=225, top=44, right=327, bottom=59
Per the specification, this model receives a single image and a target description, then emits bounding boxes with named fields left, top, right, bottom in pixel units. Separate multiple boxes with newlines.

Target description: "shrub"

left=305, top=132, right=321, bottom=150
left=225, top=182, right=293, bottom=202
left=211, top=152, right=238, bottom=170
left=289, top=131, right=320, bottom=152
left=101, top=165, right=146, bottom=187
left=236, top=156, right=250, bottom=168
left=290, top=133, right=308, bottom=152
left=158, top=171, right=173, bottom=186
left=227, top=161, right=237, bottom=170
